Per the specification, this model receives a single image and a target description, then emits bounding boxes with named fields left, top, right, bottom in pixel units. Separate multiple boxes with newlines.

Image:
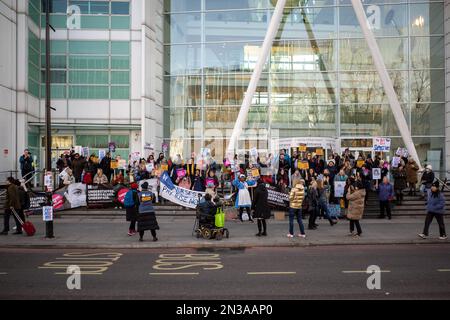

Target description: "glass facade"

left=164, top=0, right=446, bottom=167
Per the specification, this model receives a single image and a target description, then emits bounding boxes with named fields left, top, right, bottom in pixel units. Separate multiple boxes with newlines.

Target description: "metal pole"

left=226, top=0, right=287, bottom=156
left=45, top=0, right=54, bottom=238
left=350, top=0, right=423, bottom=170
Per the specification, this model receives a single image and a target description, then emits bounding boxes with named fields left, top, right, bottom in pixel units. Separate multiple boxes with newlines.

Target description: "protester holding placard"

left=100, top=152, right=113, bottom=182
left=233, top=174, right=255, bottom=223
left=205, top=170, right=220, bottom=198
left=191, top=169, right=205, bottom=192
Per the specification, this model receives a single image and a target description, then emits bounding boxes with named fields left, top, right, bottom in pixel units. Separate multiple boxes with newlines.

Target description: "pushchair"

left=193, top=199, right=229, bottom=241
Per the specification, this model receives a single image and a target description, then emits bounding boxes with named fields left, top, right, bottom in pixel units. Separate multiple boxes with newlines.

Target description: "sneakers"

left=261, top=232, right=267, bottom=237
left=418, top=233, right=428, bottom=239
left=439, top=236, right=448, bottom=240
left=127, top=230, right=136, bottom=237
left=353, top=234, right=361, bottom=239
left=347, top=232, right=356, bottom=237
left=153, top=237, right=158, bottom=242
left=287, top=234, right=294, bottom=238
left=298, top=234, right=306, bottom=239
left=255, top=233, right=262, bottom=237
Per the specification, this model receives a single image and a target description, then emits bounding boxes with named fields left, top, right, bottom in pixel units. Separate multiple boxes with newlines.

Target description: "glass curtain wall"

left=164, top=0, right=445, bottom=168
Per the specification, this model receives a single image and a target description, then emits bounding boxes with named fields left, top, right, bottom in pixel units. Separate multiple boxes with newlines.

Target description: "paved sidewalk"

left=0, top=212, right=448, bottom=249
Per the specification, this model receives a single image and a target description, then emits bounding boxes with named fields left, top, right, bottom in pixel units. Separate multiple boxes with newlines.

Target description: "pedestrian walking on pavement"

left=124, top=183, right=139, bottom=236
left=307, top=181, right=320, bottom=230
left=346, top=181, right=366, bottom=238
left=1, top=177, right=24, bottom=235
left=377, top=176, right=394, bottom=220
left=419, top=181, right=447, bottom=240
left=137, top=182, right=159, bottom=242
left=252, top=180, right=271, bottom=237
left=287, top=180, right=306, bottom=238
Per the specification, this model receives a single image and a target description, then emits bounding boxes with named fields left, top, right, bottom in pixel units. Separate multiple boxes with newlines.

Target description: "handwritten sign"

left=298, top=144, right=307, bottom=152
left=298, top=161, right=309, bottom=170
left=373, top=137, right=391, bottom=152
left=316, top=149, right=324, bottom=156
left=357, top=160, right=365, bottom=168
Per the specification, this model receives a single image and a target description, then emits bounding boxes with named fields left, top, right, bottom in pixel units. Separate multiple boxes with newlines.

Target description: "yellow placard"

left=161, top=164, right=169, bottom=172
left=251, top=168, right=260, bottom=177
left=315, top=149, right=324, bottom=156
left=110, top=160, right=119, bottom=170
left=298, top=144, right=307, bottom=152
left=298, top=161, right=309, bottom=170
left=357, top=160, right=365, bottom=168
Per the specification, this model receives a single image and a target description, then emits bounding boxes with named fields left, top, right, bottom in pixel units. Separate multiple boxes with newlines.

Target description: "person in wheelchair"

left=197, top=193, right=217, bottom=228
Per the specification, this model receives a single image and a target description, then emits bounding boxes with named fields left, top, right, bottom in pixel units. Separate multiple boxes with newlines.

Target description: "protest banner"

left=28, top=192, right=47, bottom=214
left=159, top=172, right=205, bottom=209
left=86, top=184, right=115, bottom=208
left=373, top=137, right=391, bottom=152
left=334, top=181, right=346, bottom=198
left=266, top=186, right=289, bottom=210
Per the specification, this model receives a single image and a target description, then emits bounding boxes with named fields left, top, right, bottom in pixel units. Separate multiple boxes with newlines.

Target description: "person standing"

left=93, top=168, right=109, bottom=184
left=307, top=181, right=320, bottom=230
left=124, top=183, right=139, bottom=236
left=420, top=165, right=435, bottom=200
left=19, top=149, right=34, bottom=183
left=288, top=180, right=306, bottom=238
left=137, top=182, right=159, bottom=242
left=419, top=181, right=447, bottom=240
left=99, top=152, right=113, bottom=182
left=253, top=180, right=271, bottom=237
left=317, top=179, right=338, bottom=226
left=232, top=174, right=255, bottom=222
left=71, top=153, right=86, bottom=183
left=392, top=165, right=407, bottom=205
left=377, top=176, right=394, bottom=219
left=1, top=178, right=24, bottom=235
left=346, top=181, right=366, bottom=238
left=405, top=157, right=419, bottom=196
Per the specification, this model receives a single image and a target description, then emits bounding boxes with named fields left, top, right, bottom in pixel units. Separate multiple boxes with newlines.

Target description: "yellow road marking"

left=247, top=272, right=296, bottom=275
left=150, top=272, right=199, bottom=276
left=342, top=270, right=391, bottom=274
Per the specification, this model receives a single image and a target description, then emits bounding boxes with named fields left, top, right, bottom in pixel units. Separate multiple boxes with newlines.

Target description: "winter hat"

left=426, top=165, right=433, bottom=171
left=130, top=183, right=138, bottom=190
left=141, top=182, right=149, bottom=190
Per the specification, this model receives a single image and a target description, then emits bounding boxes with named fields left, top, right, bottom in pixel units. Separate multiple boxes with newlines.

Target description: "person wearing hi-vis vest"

left=233, top=174, right=256, bottom=223
left=137, top=182, right=159, bottom=242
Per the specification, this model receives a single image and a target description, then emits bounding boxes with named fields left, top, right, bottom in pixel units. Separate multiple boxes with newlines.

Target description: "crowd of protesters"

left=2, top=146, right=446, bottom=241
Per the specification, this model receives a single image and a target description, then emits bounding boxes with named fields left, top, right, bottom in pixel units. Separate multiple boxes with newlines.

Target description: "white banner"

left=159, top=172, right=204, bottom=209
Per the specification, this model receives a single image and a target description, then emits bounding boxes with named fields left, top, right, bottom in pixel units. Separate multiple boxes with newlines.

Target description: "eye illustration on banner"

left=65, top=183, right=87, bottom=208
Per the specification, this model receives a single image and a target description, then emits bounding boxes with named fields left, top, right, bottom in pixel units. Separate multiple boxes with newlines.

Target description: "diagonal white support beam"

left=227, top=0, right=287, bottom=156
left=351, top=0, right=423, bottom=170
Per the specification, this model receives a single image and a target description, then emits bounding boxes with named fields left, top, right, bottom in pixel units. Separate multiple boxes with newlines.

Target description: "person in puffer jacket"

left=419, top=181, right=447, bottom=240
left=288, top=180, right=306, bottom=238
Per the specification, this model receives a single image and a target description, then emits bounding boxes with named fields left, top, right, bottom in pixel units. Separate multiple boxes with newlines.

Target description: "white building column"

left=445, top=0, right=450, bottom=177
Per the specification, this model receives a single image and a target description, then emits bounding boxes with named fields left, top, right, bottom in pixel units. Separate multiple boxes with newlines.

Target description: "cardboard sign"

left=251, top=168, right=260, bottom=178
left=372, top=168, right=381, bottom=180
left=250, top=147, right=258, bottom=158
left=356, top=160, right=365, bottom=168
left=98, top=149, right=106, bottom=162
left=44, top=172, right=53, bottom=193
left=82, top=147, right=90, bottom=158
left=396, top=148, right=408, bottom=158
left=298, top=161, right=309, bottom=170
left=110, top=160, right=119, bottom=169
left=146, top=163, right=154, bottom=172
left=118, top=159, right=127, bottom=169
left=298, top=144, right=307, bottom=152
left=161, top=164, right=169, bottom=172
left=316, top=149, right=324, bottom=156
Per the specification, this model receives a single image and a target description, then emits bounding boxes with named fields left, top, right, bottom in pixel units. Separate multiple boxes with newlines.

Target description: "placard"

left=266, top=186, right=289, bottom=210
left=298, top=161, right=309, bottom=170
left=44, top=172, right=53, bottom=192
left=86, top=184, right=115, bottom=207
left=315, top=149, right=324, bottom=156
left=176, top=168, right=186, bottom=178
left=334, top=181, right=346, bottom=198
left=82, top=147, right=90, bottom=158
left=251, top=168, right=260, bottom=178
left=392, top=156, right=401, bottom=168
left=396, top=148, right=408, bottom=158
left=298, top=144, right=307, bottom=152
left=42, top=206, right=53, bottom=222
left=356, top=160, right=365, bottom=168
left=161, top=164, right=169, bottom=172
left=110, top=160, right=119, bottom=170
left=108, top=142, right=116, bottom=153
left=146, top=163, right=154, bottom=172
left=118, top=159, right=127, bottom=169
left=372, top=168, right=381, bottom=180
left=373, top=137, right=391, bottom=152
left=249, top=147, right=258, bottom=158
left=98, top=149, right=106, bottom=162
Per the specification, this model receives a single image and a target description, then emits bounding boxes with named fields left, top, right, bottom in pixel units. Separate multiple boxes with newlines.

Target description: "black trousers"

left=423, top=212, right=446, bottom=237
left=129, top=219, right=137, bottom=231
left=3, top=209, right=25, bottom=232
left=379, top=201, right=392, bottom=218
left=308, top=208, right=317, bottom=228
left=139, top=230, right=157, bottom=239
left=257, top=219, right=267, bottom=234
left=349, top=220, right=362, bottom=235
left=395, top=190, right=404, bottom=204
left=239, top=207, right=252, bottom=221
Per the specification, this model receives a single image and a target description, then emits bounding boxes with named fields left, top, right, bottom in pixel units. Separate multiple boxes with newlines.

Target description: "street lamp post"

left=44, top=0, right=54, bottom=238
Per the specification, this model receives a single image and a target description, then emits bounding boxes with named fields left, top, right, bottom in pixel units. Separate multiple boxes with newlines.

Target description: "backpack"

left=18, top=189, right=31, bottom=210
left=124, top=190, right=136, bottom=208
